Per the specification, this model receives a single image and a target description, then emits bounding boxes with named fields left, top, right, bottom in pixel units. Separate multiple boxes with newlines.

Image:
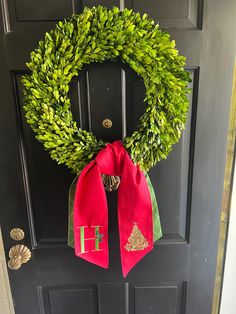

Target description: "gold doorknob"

left=102, top=118, right=112, bottom=128
left=8, top=244, right=31, bottom=270
left=10, top=228, right=25, bottom=241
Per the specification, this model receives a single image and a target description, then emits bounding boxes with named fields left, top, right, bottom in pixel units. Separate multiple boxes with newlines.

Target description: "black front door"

left=0, top=0, right=235, bottom=313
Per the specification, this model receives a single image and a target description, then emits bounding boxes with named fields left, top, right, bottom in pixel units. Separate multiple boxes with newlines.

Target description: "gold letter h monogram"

left=78, top=226, right=103, bottom=254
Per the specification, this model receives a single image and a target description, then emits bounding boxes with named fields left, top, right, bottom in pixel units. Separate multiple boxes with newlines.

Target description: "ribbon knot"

left=95, top=141, right=126, bottom=176
left=74, top=140, right=156, bottom=277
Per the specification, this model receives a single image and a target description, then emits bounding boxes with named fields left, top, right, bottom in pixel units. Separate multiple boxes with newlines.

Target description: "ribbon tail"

left=73, top=161, right=109, bottom=269
left=144, top=172, right=163, bottom=242
left=68, top=175, right=79, bottom=248
left=118, top=155, right=154, bottom=278
left=121, top=242, right=153, bottom=278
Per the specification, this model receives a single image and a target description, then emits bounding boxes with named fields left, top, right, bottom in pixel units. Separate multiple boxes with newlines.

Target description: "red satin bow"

left=74, top=140, right=153, bottom=277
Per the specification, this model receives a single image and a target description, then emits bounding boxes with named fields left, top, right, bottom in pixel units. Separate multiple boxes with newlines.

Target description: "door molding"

left=212, top=60, right=236, bottom=314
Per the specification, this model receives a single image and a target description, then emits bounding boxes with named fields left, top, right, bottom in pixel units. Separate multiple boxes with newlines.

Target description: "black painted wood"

left=126, top=0, right=203, bottom=29
left=0, top=0, right=236, bottom=314
left=98, top=283, right=129, bottom=314
left=88, top=62, right=123, bottom=141
left=14, top=0, right=74, bottom=21
left=48, top=287, right=95, bottom=314
left=135, top=285, right=177, bottom=314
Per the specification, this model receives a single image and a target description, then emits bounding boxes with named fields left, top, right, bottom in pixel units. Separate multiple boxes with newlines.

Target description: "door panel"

left=126, top=0, right=202, bottom=29
left=1, top=0, right=235, bottom=314
left=14, top=0, right=74, bottom=21
left=134, top=283, right=183, bottom=314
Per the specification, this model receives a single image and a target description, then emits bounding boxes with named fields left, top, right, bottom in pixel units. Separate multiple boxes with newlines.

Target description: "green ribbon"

left=68, top=176, right=77, bottom=248
left=67, top=173, right=162, bottom=248
left=144, top=172, right=163, bottom=242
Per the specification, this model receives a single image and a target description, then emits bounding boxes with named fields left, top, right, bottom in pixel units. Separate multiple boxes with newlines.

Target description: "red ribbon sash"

left=74, top=140, right=153, bottom=277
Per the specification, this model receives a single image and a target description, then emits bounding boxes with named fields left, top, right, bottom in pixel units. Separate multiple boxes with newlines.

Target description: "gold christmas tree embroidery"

left=124, top=223, right=149, bottom=252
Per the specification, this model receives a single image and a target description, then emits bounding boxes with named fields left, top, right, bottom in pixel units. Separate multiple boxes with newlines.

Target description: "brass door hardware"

left=102, top=174, right=120, bottom=191
left=8, top=244, right=31, bottom=270
left=102, top=119, right=112, bottom=128
left=10, top=228, right=25, bottom=241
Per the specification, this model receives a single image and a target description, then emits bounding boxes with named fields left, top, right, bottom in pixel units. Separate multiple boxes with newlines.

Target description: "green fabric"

left=144, top=172, right=163, bottom=242
left=68, top=176, right=78, bottom=248
left=67, top=173, right=162, bottom=248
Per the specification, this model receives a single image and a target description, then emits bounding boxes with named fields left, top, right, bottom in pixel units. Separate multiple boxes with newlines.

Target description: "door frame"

left=212, top=61, right=236, bottom=314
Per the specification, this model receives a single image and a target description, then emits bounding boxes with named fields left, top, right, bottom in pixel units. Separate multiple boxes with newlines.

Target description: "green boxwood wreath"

left=22, top=5, right=191, bottom=174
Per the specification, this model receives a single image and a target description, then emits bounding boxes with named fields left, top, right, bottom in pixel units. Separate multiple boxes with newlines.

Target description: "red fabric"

left=74, top=141, right=153, bottom=277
